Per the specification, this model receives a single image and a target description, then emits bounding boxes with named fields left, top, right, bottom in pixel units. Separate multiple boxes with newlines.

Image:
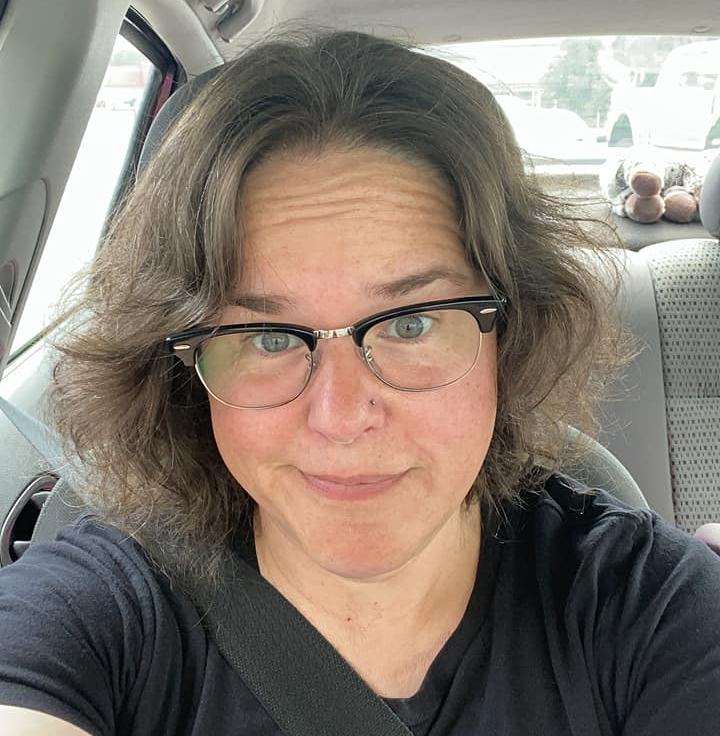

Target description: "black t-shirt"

left=1, top=475, right=719, bottom=735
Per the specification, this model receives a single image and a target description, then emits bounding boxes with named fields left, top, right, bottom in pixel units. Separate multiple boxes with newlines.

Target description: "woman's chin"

left=300, top=532, right=423, bottom=581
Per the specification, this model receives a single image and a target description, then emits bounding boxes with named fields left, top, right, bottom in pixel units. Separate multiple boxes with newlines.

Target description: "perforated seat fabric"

left=595, top=152, right=720, bottom=531
left=640, top=238, right=720, bottom=533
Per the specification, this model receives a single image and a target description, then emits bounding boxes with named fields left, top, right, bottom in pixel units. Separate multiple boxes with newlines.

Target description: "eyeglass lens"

left=195, top=308, right=482, bottom=408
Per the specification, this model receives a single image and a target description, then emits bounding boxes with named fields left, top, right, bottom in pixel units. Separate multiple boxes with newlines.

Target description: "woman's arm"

left=0, top=705, right=93, bottom=735
left=0, top=522, right=148, bottom=736
left=617, top=520, right=720, bottom=735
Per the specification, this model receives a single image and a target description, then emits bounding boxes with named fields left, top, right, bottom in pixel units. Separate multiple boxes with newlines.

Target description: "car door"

left=0, top=1, right=180, bottom=565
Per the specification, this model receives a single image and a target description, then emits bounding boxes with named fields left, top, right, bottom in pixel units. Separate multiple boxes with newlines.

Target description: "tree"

left=541, top=39, right=611, bottom=125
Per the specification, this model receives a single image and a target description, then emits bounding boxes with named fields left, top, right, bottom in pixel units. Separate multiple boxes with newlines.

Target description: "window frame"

left=108, top=8, right=186, bottom=223
left=7, top=9, right=184, bottom=361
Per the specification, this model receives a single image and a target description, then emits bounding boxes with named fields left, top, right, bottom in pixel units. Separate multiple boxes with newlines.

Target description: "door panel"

left=0, top=181, right=46, bottom=366
left=0, top=0, right=129, bottom=378
left=0, top=4, right=180, bottom=564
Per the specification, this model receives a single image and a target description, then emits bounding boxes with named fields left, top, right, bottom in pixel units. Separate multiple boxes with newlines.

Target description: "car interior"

left=0, top=0, right=719, bottom=569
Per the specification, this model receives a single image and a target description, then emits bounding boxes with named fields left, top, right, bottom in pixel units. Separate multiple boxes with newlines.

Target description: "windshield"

left=427, top=35, right=720, bottom=196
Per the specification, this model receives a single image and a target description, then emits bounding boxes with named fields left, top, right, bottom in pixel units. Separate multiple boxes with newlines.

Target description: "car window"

left=427, top=35, right=720, bottom=195
left=9, top=35, right=159, bottom=356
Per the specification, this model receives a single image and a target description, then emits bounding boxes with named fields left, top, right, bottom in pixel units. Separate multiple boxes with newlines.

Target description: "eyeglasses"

left=166, top=295, right=506, bottom=409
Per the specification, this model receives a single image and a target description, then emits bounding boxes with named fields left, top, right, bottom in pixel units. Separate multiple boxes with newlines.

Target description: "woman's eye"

left=385, top=313, right=435, bottom=339
left=251, top=332, right=303, bottom=354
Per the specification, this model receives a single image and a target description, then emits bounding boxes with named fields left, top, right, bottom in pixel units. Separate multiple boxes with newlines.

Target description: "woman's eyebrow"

left=228, top=294, right=295, bottom=315
left=231, top=267, right=474, bottom=314
left=367, top=266, right=474, bottom=300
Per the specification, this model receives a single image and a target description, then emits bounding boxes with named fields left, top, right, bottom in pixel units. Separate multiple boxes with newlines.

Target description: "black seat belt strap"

left=200, top=554, right=414, bottom=736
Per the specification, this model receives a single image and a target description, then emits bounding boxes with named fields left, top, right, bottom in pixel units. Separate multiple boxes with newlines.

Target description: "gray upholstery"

left=613, top=214, right=710, bottom=252
left=700, top=151, right=720, bottom=238
left=640, top=238, right=720, bottom=533
left=593, top=152, right=720, bottom=533
left=31, top=479, right=87, bottom=545
left=137, top=65, right=221, bottom=175
left=593, top=247, right=676, bottom=523
left=560, top=426, right=649, bottom=510
left=635, top=151, right=720, bottom=533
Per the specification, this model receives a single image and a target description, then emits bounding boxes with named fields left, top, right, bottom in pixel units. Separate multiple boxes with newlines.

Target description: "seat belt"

left=197, top=551, right=414, bottom=736
left=0, top=397, right=414, bottom=736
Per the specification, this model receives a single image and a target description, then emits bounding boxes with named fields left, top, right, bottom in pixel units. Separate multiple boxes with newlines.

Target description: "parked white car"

left=607, top=38, right=720, bottom=150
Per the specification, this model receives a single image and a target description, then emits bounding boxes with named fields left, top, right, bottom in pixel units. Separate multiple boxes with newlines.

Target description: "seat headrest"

left=138, top=66, right=223, bottom=175
left=699, top=151, right=720, bottom=239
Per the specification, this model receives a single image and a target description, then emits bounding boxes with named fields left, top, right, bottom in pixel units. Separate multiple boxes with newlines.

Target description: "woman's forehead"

left=236, top=148, right=474, bottom=296
left=239, top=148, right=461, bottom=239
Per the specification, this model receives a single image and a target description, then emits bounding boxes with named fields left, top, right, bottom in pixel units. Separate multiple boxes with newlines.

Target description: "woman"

left=0, top=30, right=718, bottom=736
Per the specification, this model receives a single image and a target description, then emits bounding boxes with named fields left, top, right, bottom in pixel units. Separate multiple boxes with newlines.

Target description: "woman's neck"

left=253, top=503, right=482, bottom=696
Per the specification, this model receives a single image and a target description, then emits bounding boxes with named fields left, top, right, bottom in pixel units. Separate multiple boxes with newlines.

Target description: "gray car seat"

left=599, top=153, right=720, bottom=533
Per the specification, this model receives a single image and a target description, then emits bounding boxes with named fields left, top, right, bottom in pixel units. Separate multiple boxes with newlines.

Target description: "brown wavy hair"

left=51, top=29, right=629, bottom=585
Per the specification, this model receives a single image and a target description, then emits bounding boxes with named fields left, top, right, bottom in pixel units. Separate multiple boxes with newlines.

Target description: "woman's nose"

left=304, top=339, right=384, bottom=444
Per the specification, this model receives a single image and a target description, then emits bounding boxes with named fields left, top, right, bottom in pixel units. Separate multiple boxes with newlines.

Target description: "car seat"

left=598, top=153, right=720, bottom=534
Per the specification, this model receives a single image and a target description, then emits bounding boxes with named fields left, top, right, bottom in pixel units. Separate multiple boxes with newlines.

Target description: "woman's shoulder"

left=523, top=472, right=720, bottom=577
left=488, top=471, right=720, bottom=641
left=1, top=513, right=178, bottom=611
left=522, top=473, right=720, bottom=733
left=0, top=514, right=209, bottom=735
left=534, top=472, right=715, bottom=555
left=513, top=472, right=720, bottom=670
left=0, top=512, right=211, bottom=660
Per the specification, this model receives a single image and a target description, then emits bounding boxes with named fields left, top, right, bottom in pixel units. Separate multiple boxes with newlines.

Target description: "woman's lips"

left=300, top=471, right=406, bottom=501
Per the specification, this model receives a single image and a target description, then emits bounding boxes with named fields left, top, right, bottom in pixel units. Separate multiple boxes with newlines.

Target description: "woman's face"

left=209, top=148, right=497, bottom=580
